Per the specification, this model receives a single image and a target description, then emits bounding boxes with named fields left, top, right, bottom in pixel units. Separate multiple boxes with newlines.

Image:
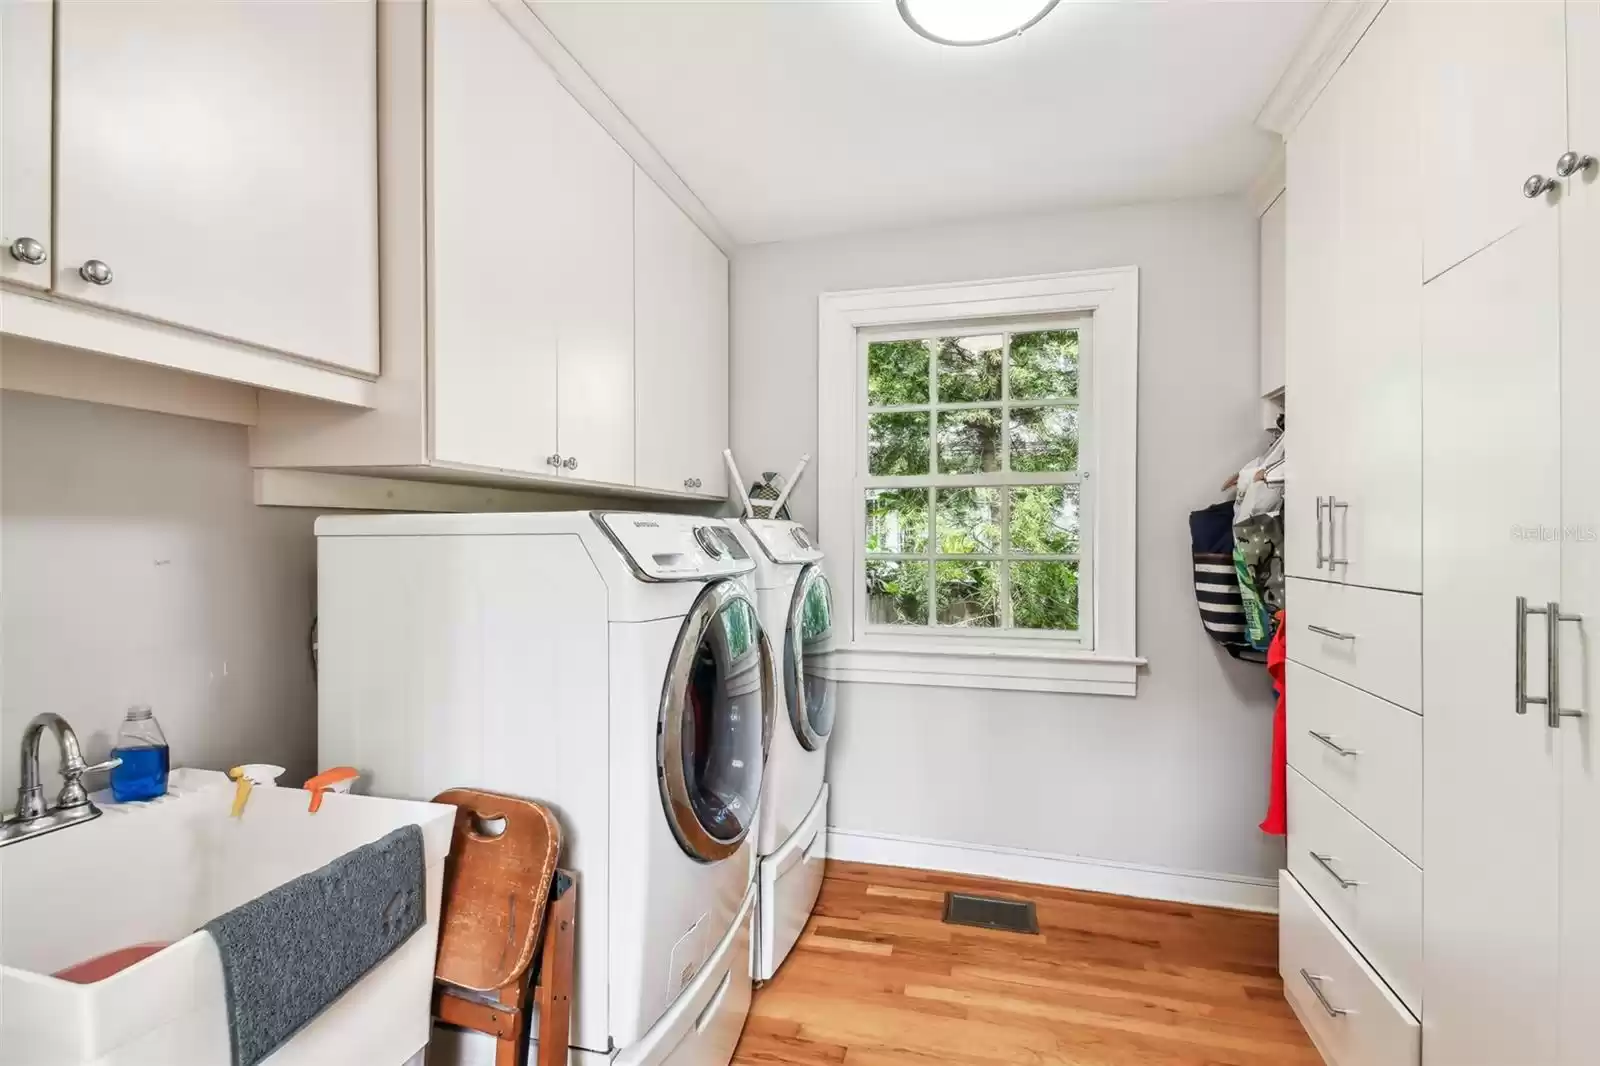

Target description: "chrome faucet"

left=0, top=713, right=121, bottom=848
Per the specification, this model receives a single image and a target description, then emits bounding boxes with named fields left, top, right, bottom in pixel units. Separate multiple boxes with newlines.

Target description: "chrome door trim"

left=658, top=581, right=774, bottom=863
left=786, top=564, right=835, bottom=751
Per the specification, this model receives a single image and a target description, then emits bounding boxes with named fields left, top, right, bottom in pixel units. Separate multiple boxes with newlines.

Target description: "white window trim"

left=816, top=267, right=1144, bottom=697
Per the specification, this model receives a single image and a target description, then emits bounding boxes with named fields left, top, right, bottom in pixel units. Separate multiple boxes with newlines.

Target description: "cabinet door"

left=1284, top=78, right=1342, bottom=581
left=553, top=89, right=635, bottom=488
left=1326, top=2, right=1422, bottom=594
left=1417, top=0, right=1568, bottom=280
left=53, top=1, right=379, bottom=373
left=1559, top=5, right=1600, bottom=1063
left=1422, top=209, right=1564, bottom=1066
left=429, top=0, right=559, bottom=476
left=0, top=0, right=52, bottom=291
left=635, top=171, right=729, bottom=497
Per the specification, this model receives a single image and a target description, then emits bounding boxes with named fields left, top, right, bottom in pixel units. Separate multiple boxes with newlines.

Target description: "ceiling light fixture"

left=897, top=0, right=1060, bottom=47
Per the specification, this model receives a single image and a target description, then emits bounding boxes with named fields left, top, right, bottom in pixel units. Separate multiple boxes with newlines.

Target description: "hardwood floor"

left=732, top=861, right=1319, bottom=1066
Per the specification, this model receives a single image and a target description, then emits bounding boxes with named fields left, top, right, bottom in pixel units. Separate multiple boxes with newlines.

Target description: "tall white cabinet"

left=1277, top=3, right=1600, bottom=1065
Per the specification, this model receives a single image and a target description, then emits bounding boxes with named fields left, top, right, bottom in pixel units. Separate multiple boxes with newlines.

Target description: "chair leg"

left=535, top=873, right=578, bottom=1066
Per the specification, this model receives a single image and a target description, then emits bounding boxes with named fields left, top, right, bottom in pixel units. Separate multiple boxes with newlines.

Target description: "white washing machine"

left=730, top=518, right=837, bottom=981
left=315, top=511, right=773, bottom=1066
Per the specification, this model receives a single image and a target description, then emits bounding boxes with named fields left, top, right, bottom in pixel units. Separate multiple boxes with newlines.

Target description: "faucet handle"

left=56, top=756, right=121, bottom=809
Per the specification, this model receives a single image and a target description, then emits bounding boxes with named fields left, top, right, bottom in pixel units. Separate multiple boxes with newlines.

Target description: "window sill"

left=814, top=644, right=1146, bottom=697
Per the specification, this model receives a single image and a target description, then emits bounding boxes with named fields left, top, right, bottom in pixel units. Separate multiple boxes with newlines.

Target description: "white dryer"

left=730, top=518, right=837, bottom=981
left=315, top=511, right=773, bottom=1066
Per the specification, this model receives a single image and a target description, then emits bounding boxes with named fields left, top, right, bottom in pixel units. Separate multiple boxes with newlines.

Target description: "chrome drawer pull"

left=1309, top=851, right=1362, bottom=889
left=1309, top=731, right=1359, bottom=757
left=1300, top=969, right=1351, bottom=1018
left=1315, top=496, right=1328, bottom=569
left=1307, top=624, right=1356, bottom=641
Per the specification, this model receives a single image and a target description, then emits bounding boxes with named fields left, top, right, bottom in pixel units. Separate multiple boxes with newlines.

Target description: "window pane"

left=937, top=408, right=1002, bottom=473
left=1010, top=561, right=1080, bottom=630
left=1009, top=329, right=1079, bottom=400
left=935, top=560, right=999, bottom=628
left=1008, top=406, right=1079, bottom=472
left=867, top=339, right=930, bottom=407
left=935, top=488, right=1000, bottom=554
left=1008, top=485, right=1081, bottom=555
left=864, top=489, right=930, bottom=554
left=866, top=559, right=929, bottom=626
left=868, top=412, right=930, bottom=476
left=935, top=335, right=1003, bottom=404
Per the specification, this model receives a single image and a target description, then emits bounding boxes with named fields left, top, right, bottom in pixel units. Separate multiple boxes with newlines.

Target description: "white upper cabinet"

left=52, top=0, right=379, bottom=374
left=553, top=87, right=636, bottom=488
left=634, top=170, right=730, bottom=497
left=0, top=0, right=52, bottom=292
left=428, top=0, right=560, bottom=476
left=1417, top=0, right=1569, bottom=280
left=1285, top=2, right=1422, bottom=594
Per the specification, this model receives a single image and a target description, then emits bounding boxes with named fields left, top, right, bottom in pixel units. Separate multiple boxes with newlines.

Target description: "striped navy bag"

left=1189, top=501, right=1264, bottom=662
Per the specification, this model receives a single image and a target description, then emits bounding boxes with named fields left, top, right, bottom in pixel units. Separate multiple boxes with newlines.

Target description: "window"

left=816, top=268, right=1142, bottom=696
left=862, top=324, right=1091, bottom=638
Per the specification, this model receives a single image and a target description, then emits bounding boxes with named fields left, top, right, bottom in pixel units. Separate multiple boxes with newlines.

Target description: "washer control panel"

left=743, top=518, right=823, bottom=565
left=597, top=513, right=756, bottom=581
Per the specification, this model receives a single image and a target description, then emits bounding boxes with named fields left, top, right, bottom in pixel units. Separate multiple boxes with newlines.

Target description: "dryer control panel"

left=596, top=513, right=756, bottom=582
left=743, top=518, right=824, bottom=565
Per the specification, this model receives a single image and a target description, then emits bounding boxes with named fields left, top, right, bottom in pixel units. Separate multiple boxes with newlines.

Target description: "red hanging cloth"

left=1259, top=612, right=1288, bottom=836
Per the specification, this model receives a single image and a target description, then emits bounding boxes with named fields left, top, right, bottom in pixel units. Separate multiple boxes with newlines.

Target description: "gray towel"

left=204, top=823, right=426, bottom=1066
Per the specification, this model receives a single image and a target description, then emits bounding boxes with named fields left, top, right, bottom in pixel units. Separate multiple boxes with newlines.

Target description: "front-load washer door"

left=659, top=580, right=774, bottom=863
left=784, top=564, right=837, bottom=751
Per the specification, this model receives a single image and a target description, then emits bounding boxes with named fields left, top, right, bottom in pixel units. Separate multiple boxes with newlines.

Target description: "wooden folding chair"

left=430, top=788, right=577, bottom=1066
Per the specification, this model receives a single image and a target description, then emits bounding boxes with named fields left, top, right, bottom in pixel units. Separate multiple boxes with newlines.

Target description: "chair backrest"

left=431, top=788, right=563, bottom=993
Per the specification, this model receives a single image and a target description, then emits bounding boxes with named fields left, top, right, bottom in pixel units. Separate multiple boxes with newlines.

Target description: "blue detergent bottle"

left=110, top=705, right=170, bottom=802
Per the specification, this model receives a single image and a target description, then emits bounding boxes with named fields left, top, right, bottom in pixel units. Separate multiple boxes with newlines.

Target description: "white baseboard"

left=826, top=828, right=1279, bottom=914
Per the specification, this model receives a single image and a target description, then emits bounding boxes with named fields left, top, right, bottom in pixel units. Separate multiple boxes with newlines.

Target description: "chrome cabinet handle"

left=1300, top=969, right=1351, bottom=1018
left=1309, top=851, right=1362, bottom=889
left=1327, top=497, right=1349, bottom=567
left=1515, top=596, right=1577, bottom=721
left=562, top=456, right=578, bottom=470
left=1545, top=600, right=1584, bottom=728
left=1525, top=174, right=1559, bottom=198
left=1518, top=596, right=1544, bottom=716
left=1556, top=151, right=1596, bottom=178
left=8, top=236, right=46, bottom=264
left=78, top=259, right=113, bottom=285
left=1309, top=731, right=1359, bottom=757
left=1307, top=624, right=1356, bottom=641
left=546, top=454, right=562, bottom=468
left=1315, top=497, right=1327, bottom=569
left=684, top=477, right=702, bottom=490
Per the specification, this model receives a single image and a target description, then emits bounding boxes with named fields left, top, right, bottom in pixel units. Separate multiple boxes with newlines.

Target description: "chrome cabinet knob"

left=1557, top=151, right=1596, bottom=178
left=545, top=453, right=562, bottom=468
left=78, top=259, right=113, bottom=285
left=561, top=456, right=578, bottom=470
left=8, top=236, right=46, bottom=264
left=684, top=477, right=701, bottom=490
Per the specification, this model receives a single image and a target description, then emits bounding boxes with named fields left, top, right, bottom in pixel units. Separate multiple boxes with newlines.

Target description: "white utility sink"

left=0, top=769, right=454, bottom=1066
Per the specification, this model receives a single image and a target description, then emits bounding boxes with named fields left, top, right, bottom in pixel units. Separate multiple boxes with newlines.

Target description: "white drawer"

left=1287, top=578, right=1421, bottom=710
left=1286, top=662, right=1422, bottom=865
left=1279, top=871, right=1420, bottom=1066
left=1288, top=769, right=1422, bottom=1015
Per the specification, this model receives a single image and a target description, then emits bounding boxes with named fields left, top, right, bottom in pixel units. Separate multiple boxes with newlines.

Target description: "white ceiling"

left=529, top=0, right=1323, bottom=245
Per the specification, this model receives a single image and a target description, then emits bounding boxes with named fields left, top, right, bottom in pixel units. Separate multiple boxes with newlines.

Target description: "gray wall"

left=731, top=195, right=1284, bottom=881
left=1, top=392, right=319, bottom=796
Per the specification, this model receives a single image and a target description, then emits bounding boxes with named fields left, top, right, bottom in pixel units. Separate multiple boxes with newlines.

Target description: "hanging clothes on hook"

left=1230, top=430, right=1286, bottom=650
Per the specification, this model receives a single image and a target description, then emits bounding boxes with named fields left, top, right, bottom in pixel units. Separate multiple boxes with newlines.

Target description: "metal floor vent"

left=942, top=892, right=1039, bottom=934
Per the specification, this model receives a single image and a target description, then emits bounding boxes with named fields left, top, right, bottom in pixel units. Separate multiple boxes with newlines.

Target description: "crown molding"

left=1256, top=0, right=1387, bottom=137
